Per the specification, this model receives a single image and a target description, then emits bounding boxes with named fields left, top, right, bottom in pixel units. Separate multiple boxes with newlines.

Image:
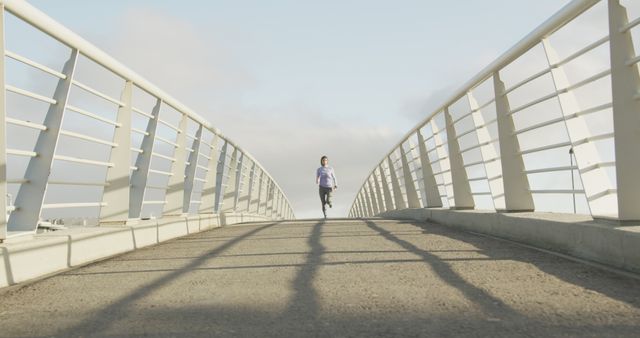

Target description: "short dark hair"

left=320, top=155, right=328, bottom=165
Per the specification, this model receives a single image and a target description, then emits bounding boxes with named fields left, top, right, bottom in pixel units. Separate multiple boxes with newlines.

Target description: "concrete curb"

left=0, top=213, right=274, bottom=288
left=379, top=208, right=640, bottom=275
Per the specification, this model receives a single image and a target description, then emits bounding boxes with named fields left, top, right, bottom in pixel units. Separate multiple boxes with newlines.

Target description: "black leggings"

left=319, top=187, right=332, bottom=210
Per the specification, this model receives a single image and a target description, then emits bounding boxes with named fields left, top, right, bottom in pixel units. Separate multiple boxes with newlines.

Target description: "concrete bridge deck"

left=1, top=219, right=639, bottom=337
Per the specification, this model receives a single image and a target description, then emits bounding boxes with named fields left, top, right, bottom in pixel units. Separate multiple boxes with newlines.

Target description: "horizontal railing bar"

left=553, top=35, right=609, bottom=68
left=463, top=160, right=485, bottom=168
left=524, top=165, right=578, bottom=174
left=6, top=85, right=56, bottom=104
left=564, top=69, right=611, bottom=92
left=41, top=202, right=106, bottom=209
left=142, top=200, right=167, bottom=205
left=48, top=180, right=109, bottom=186
left=60, top=129, right=117, bottom=147
left=519, top=141, right=572, bottom=155
left=587, top=188, right=616, bottom=201
left=151, top=152, right=176, bottom=162
left=504, top=67, right=552, bottom=95
left=471, top=192, right=492, bottom=196
left=199, top=153, right=212, bottom=160
left=158, top=118, right=181, bottom=132
left=474, top=117, right=497, bottom=130
left=468, top=176, right=488, bottom=182
left=190, top=200, right=202, bottom=204
left=488, top=174, right=503, bottom=181
left=7, top=179, right=29, bottom=184
left=625, top=54, right=640, bottom=67
left=574, top=102, right=613, bottom=117
left=6, top=117, right=47, bottom=130
left=185, top=133, right=198, bottom=140
left=530, top=189, right=585, bottom=194
left=460, top=140, right=496, bottom=154
left=6, top=149, right=37, bottom=157
left=72, top=80, right=124, bottom=106
left=130, top=166, right=138, bottom=171
left=131, top=127, right=149, bottom=136
left=54, top=155, right=114, bottom=167
left=196, top=165, right=209, bottom=171
left=509, top=90, right=561, bottom=115
left=572, top=132, right=614, bottom=146
left=456, top=127, right=477, bottom=139
left=148, top=169, right=173, bottom=176
left=144, top=184, right=166, bottom=190
left=433, top=168, right=452, bottom=176
left=186, top=147, right=195, bottom=153
left=5, top=50, right=66, bottom=79
left=130, top=147, right=143, bottom=153
left=450, top=110, right=473, bottom=126
left=132, top=107, right=154, bottom=119
left=579, top=161, right=615, bottom=174
left=473, top=98, right=496, bottom=112
left=514, top=116, right=566, bottom=135
left=67, top=105, right=121, bottom=127
left=156, top=136, right=178, bottom=147
left=620, top=16, right=640, bottom=33
left=193, top=177, right=207, bottom=183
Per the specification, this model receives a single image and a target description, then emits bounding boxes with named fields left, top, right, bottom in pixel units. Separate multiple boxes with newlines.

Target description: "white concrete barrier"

left=0, top=213, right=270, bottom=288
left=379, top=208, right=640, bottom=275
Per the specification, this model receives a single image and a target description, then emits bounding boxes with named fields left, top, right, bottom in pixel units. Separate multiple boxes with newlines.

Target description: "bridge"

left=0, top=0, right=640, bottom=336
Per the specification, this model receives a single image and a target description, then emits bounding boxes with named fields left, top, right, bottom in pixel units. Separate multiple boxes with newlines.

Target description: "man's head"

left=320, top=156, right=328, bottom=166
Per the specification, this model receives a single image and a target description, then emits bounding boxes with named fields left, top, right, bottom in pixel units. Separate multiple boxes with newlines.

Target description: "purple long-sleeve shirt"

left=316, top=166, right=337, bottom=188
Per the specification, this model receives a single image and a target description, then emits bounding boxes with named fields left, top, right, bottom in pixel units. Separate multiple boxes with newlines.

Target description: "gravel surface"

left=1, top=218, right=639, bottom=337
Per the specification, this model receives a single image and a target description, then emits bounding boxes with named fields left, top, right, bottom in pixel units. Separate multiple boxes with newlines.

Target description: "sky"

left=24, top=0, right=574, bottom=219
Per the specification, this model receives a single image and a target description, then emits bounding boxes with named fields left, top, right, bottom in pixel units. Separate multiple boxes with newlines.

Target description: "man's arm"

left=332, top=170, right=337, bottom=190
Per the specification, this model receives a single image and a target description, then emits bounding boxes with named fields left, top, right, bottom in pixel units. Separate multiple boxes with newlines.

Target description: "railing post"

left=493, top=73, right=534, bottom=212
left=444, top=107, right=474, bottom=209
left=253, top=169, right=263, bottom=214
left=129, top=99, right=161, bottom=218
left=542, top=38, right=614, bottom=217
left=266, top=181, right=274, bottom=217
left=356, top=196, right=362, bottom=217
left=199, top=134, right=219, bottom=214
left=417, top=130, right=443, bottom=208
left=163, top=114, right=189, bottom=215
left=608, top=0, right=640, bottom=221
left=238, top=158, right=252, bottom=212
left=467, top=92, right=501, bottom=209
left=259, top=173, right=267, bottom=215
left=380, top=164, right=394, bottom=210
left=231, top=153, right=244, bottom=211
left=183, top=125, right=202, bottom=213
left=388, top=155, right=406, bottom=210
left=367, top=178, right=379, bottom=215
left=100, top=81, right=132, bottom=223
left=220, top=147, right=238, bottom=212
left=0, top=4, right=6, bottom=240
left=400, top=144, right=421, bottom=208
left=246, top=162, right=257, bottom=212
left=213, top=140, right=228, bottom=213
left=9, top=49, right=78, bottom=231
left=373, top=167, right=386, bottom=213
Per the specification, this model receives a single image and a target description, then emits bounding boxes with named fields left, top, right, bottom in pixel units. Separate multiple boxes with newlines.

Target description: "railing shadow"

left=55, top=220, right=283, bottom=336
left=363, top=219, right=527, bottom=322
left=398, top=218, right=640, bottom=309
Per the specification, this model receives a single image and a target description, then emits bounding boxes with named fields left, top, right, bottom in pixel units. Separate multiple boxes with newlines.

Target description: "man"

left=316, top=155, right=338, bottom=219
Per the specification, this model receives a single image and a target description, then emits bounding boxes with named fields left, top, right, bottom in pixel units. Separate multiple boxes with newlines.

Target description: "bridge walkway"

left=1, top=219, right=639, bottom=337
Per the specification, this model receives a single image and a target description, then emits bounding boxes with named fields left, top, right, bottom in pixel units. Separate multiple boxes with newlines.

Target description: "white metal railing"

left=350, top=0, right=640, bottom=223
left=0, top=0, right=294, bottom=240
